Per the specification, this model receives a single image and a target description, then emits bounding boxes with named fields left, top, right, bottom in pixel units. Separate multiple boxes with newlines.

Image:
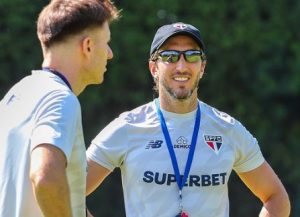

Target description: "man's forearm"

left=33, top=174, right=73, bottom=217
left=30, top=144, right=73, bottom=217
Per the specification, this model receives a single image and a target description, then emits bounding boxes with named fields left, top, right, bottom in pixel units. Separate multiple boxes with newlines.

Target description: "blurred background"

left=0, top=0, right=299, bottom=216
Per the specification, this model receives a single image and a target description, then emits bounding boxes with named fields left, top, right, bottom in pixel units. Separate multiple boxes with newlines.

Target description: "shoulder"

left=118, top=101, right=156, bottom=124
left=200, top=101, right=251, bottom=136
left=16, top=70, right=77, bottom=103
left=28, top=72, right=80, bottom=119
left=1, top=72, right=79, bottom=115
left=44, top=89, right=80, bottom=110
left=92, top=101, right=155, bottom=143
left=201, top=101, right=236, bottom=126
left=201, top=101, right=256, bottom=144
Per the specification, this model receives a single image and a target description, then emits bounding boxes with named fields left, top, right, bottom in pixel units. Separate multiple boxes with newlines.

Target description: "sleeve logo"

left=212, top=108, right=235, bottom=125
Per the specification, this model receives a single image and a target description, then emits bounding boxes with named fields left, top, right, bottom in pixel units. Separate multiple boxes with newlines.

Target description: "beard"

left=160, top=73, right=201, bottom=100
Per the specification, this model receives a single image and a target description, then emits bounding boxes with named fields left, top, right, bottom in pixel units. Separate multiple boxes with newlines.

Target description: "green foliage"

left=1, top=0, right=299, bottom=216
left=0, top=0, right=44, bottom=92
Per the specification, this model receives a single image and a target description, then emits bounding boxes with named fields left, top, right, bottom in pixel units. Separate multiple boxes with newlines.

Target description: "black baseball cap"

left=150, top=22, right=206, bottom=56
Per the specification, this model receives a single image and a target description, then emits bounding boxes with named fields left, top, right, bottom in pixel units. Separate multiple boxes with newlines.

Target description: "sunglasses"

left=155, top=50, right=205, bottom=63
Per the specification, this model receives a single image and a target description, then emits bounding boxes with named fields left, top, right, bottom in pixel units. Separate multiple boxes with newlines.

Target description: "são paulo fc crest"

left=204, top=135, right=223, bottom=154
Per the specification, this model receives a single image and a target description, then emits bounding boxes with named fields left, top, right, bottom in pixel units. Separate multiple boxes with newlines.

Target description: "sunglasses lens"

left=160, top=51, right=179, bottom=63
left=185, top=51, right=202, bottom=63
left=158, top=50, right=203, bottom=63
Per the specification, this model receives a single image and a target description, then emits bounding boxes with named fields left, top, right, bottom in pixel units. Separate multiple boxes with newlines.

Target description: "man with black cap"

left=86, top=22, right=290, bottom=217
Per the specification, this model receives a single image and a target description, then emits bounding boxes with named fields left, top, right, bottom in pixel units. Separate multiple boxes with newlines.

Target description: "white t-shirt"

left=87, top=100, right=264, bottom=217
left=0, top=70, right=86, bottom=217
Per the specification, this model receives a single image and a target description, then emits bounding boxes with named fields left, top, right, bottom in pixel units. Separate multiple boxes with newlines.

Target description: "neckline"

left=42, top=67, right=72, bottom=91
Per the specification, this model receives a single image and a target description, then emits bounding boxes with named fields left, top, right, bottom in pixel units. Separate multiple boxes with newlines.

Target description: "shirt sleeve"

left=232, top=121, right=265, bottom=173
left=86, top=117, right=129, bottom=171
left=30, top=90, right=80, bottom=162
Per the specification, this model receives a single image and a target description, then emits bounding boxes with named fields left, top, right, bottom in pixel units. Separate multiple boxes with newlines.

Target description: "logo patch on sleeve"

left=212, top=108, right=235, bottom=125
left=204, top=135, right=223, bottom=154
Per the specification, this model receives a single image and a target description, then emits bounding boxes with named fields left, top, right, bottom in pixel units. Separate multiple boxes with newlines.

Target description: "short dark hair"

left=37, top=0, right=119, bottom=48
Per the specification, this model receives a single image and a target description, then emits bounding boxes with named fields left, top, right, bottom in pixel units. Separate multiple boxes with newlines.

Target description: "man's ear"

left=81, top=36, right=93, bottom=58
left=149, top=61, right=158, bottom=79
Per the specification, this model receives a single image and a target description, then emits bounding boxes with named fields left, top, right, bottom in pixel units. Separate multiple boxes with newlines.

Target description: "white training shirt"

left=87, top=99, right=265, bottom=217
left=0, top=70, right=86, bottom=217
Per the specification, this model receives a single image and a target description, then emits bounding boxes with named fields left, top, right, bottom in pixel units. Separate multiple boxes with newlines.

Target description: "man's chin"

left=87, top=78, right=103, bottom=86
left=170, top=91, right=192, bottom=100
left=96, top=75, right=104, bottom=85
left=163, top=84, right=195, bottom=100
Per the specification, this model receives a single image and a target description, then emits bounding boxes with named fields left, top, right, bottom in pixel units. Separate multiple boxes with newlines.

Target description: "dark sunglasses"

left=156, top=50, right=205, bottom=63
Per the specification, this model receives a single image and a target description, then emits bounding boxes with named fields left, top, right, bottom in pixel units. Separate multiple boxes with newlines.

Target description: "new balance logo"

left=146, top=140, right=163, bottom=149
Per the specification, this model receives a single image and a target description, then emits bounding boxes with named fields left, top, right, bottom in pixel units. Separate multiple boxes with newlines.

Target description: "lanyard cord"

left=155, top=99, right=201, bottom=211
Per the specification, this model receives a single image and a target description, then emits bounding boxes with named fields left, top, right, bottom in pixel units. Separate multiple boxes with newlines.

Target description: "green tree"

left=0, top=0, right=44, bottom=93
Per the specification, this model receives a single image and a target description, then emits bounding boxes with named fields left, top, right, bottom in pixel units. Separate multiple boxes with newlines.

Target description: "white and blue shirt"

left=0, top=70, right=86, bottom=217
left=87, top=100, right=264, bottom=217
